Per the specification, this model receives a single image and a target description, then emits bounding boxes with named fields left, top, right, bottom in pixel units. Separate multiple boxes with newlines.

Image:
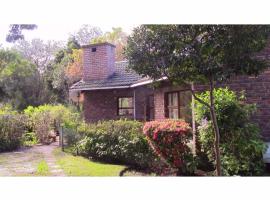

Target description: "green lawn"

left=53, top=148, right=126, bottom=176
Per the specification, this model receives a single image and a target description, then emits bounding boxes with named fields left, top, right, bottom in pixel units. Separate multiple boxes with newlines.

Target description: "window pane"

left=119, top=97, right=133, bottom=108
left=119, top=108, right=133, bottom=116
left=168, top=92, right=178, bottom=106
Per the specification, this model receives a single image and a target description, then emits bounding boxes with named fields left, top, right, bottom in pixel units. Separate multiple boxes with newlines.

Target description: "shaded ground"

left=0, top=142, right=65, bottom=176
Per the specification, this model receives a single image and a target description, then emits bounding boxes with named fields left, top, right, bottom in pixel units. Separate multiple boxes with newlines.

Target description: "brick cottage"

left=70, top=42, right=270, bottom=145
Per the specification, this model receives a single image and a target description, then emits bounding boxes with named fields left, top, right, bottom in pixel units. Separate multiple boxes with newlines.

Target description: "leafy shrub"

left=0, top=113, right=26, bottom=152
left=24, top=104, right=80, bottom=144
left=0, top=104, right=18, bottom=115
left=21, top=132, right=38, bottom=146
left=75, top=119, right=156, bottom=169
left=35, top=111, right=54, bottom=144
left=143, top=119, right=195, bottom=175
left=62, top=126, right=84, bottom=147
left=195, top=88, right=267, bottom=176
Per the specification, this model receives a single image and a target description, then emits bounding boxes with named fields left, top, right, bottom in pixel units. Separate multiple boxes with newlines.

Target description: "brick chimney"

left=82, top=42, right=116, bottom=81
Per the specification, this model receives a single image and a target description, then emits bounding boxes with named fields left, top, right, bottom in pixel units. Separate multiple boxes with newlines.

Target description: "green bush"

left=0, top=112, right=26, bottom=152
left=24, top=104, right=80, bottom=144
left=75, top=119, right=156, bottom=169
left=195, top=88, right=267, bottom=176
left=21, top=132, right=38, bottom=146
left=62, top=126, right=84, bottom=147
left=0, top=104, right=17, bottom=115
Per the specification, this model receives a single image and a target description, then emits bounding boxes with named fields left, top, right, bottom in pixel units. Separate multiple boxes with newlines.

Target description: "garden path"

left=0, top=140, right=65, bottom=176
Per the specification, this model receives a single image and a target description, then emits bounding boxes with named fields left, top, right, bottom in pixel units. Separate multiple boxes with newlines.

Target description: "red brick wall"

left=83, top=86, right=153, bottom=122
left=82, top=43, right=115, bottom=81
left=153, top=70, right=270, bottom=141
left=217, top=70, right=270, bottom=141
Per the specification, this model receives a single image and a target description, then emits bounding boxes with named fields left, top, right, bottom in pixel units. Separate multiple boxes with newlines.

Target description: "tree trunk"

left=209, top=80, right=222, bottom=176
left=189, top=81, right=222, bottom=176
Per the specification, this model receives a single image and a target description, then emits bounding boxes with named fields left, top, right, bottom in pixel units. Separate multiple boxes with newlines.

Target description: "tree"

left=6, top=24, right=37, bottom=43
left=65, top=49, right=83, bottom=84
left=0, top=50, right=40, bottom=109
left=71, top=25, right=102, bottom=46
left=11, top=39, right=64, bottom=106
left=46, top=37, right=82, bottom=103
left=124, top=25, right=270, bottom=175
left=12, top=38, right=63, bottom=72
left=92, top=27, right=128, bottom=61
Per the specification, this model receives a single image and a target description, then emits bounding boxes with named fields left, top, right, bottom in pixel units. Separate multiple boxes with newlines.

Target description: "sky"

left=0, top=24, right=136, bottom=47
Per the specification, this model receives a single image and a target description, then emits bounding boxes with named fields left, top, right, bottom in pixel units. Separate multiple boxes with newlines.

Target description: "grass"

left=35, top=160, right=50, bottom=176
left=53, top=148, right=126, bottom=176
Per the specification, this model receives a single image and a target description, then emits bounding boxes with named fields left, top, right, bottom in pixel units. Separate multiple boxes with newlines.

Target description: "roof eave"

left=69, top=77, right=168, bottom=91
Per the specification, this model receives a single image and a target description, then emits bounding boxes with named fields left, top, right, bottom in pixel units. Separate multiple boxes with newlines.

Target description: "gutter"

left=130, top=77, right=168, bottom=88
left=70, top=85, right=130, bottom=91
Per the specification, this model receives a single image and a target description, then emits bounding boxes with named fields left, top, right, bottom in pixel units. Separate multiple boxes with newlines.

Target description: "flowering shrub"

left=143, top=120, right=195, bottom=175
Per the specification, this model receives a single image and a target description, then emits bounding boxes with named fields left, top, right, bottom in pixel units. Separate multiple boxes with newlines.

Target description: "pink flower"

left=153, top=131, right=158, bottom=140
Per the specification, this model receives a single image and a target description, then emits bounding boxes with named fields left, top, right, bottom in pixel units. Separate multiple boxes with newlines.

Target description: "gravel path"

left=0, top=140, right=65, bottom=176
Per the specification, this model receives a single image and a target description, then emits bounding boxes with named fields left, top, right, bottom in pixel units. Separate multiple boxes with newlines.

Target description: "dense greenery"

left=0, top=50, right=42, bottom=109
left=195, top=88, right=267, bottom=175
left=0, top=105, right=26, bottom=152
left=75, top=120, right=156, bottom=169
left=125, top=25, right=270, bottom=175
left=0, top=104, right=81, bottom=149
left=143, top=120, right=195, bottom=175
left=21, top=132, right=38, bottom=146
left=24, top=104, right=80, bottom=144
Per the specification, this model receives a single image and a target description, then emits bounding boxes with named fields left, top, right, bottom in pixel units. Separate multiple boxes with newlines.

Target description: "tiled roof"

left=70, top=61, right=149, bottom=91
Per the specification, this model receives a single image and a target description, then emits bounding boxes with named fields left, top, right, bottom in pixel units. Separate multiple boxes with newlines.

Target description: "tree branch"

left=190, top=89, right=211, bottom=109
left=181, top=80, right=211, bottom=109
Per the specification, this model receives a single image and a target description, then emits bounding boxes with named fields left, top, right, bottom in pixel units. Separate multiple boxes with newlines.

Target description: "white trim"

left=115, top=60, right=128, bottom=64
left=130, top=79, right=154, bottom=87
left=130, top=76, right=168, bottom=88
left=70, top=85, right=130, bottom=91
